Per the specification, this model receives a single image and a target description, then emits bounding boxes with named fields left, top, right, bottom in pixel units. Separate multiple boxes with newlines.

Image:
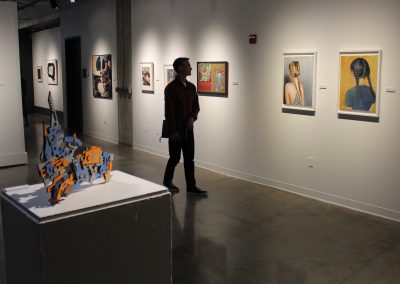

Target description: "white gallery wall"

left=60, top=0, right=118, bottom=143
left=0, top=2, right=28, bottom=167
left=32, top=27, right=63, bottom=111
left=131, top=0, right=400, bottom=221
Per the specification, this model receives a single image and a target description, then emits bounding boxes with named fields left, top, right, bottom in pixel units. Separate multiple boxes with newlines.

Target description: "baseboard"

left=84, top=130, right=118, bottom=144
left=130, top=145, right=400, bottom=222
left=0, top=152, right=28, bottom=167
left=195, top=160, right=400, bottom=222
left=132, top=143, right=169, bottom=159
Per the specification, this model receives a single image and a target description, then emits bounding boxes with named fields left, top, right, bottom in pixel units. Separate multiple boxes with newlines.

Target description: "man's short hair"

left=173, top=57, right=189, bottom=72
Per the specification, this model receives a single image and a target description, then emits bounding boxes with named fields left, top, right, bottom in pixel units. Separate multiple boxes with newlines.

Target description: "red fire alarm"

left=249, top=34, right=257, bottom=44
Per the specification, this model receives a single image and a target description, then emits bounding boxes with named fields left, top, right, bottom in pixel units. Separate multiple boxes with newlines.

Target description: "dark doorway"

left=65, top=37, right=83, bottom=135
left=19, top=29, right=34, bottom=117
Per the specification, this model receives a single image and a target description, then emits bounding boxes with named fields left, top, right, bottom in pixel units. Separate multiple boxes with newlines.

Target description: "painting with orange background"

left=338, top=51, right=381, bottom=117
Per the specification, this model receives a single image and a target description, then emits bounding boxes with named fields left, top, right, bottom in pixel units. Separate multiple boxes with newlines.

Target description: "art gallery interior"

left=1, top=0, right=400, bottom=283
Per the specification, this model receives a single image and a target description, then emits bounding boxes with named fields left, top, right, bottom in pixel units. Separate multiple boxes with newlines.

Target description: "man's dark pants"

left=163, top=129, right=196, bottom=189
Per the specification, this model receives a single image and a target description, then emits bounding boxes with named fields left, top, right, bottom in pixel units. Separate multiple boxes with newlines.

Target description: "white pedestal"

left=1, top=170, right=171, bottom=284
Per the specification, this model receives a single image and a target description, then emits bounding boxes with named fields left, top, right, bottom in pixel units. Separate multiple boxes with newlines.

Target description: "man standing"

left=163, top=57, right=207, bottom=196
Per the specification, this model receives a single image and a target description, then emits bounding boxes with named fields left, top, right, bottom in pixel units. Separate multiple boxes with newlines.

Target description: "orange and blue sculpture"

left=38, top=92, right=113, bottom=204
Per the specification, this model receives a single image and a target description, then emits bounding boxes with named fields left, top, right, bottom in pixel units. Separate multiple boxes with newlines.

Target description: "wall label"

left=386, top=87, right=396, bottom=93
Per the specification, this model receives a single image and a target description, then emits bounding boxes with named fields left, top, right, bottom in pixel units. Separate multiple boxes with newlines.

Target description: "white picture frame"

left=140, top=62, right=154, bottom=93
left=163, top=64, right=175, bottom=87
left=338, top=50, right=381, bottom=117
left=92, top=54, right=112, bottom=99
left=282, top=52, right=317, bottom=112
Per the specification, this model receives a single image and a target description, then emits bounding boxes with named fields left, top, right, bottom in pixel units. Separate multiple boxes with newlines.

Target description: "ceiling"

left=2, top=0, right=90, bottom=30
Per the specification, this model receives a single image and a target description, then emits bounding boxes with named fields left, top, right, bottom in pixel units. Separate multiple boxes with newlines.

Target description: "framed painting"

left=282, top=52, right=316, bottom=111
left=197, top=61, right=228, bottom=97
left=92, top=54, right=112, bottom=99
left=140, top=62, right=154, bottom=93
left=36, top=66, right=43, bottom=83
left=338, top=50, right=381, bottom=117
left=164, top=65, right=176, bottom=87
left=47, top=59, right=58, bottom=85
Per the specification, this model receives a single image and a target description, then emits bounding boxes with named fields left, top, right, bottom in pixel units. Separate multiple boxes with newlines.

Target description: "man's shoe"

left=163, top=181, right=179, bottom=193
left=187, top=186, right=208, bottom=197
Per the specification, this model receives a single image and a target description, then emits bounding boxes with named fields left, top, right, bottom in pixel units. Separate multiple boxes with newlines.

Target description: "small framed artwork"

left=140, top=62, right=154, bottom=93
left=338, top=50, right=381, bottom=117
left=197, top=61, right=228, bottom=97
left=282, top=52, right=316, bottom=111
left=47, top=59, right=58, bottom=85
left=164, top=65, right=176, bottom=87
left=92, top=54, right=112, bottom=99
left=36, top=66, right=43, bottom=83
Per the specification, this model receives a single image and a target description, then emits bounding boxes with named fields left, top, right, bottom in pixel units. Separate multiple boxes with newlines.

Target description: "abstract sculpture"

left=38, top=92, right=113, bottom=204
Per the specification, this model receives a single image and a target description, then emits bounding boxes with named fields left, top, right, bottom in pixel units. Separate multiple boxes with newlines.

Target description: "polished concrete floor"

left=1, top=114, right=400, bottom=283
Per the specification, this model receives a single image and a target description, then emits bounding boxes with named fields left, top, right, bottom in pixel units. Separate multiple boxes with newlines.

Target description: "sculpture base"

left=1, top=171, right=171, bottom=284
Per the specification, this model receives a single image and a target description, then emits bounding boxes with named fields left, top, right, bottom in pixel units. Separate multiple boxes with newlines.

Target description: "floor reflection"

left=172, top=195, right=227, bottom=284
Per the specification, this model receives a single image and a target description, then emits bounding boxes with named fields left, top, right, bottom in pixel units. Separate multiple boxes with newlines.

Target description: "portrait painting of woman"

left=282, top=52, right=316, bottom=111
left=338, top=51, right=380, bottom=117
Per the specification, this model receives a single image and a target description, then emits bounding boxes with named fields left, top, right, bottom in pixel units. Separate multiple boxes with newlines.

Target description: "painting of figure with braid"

left=283, top=53, right=315, bottom=110
left=345, top=58, right=375, bottom=110
left=284, top=61, right=305, bottom=106
left=339, top=52, right=380, bottom=115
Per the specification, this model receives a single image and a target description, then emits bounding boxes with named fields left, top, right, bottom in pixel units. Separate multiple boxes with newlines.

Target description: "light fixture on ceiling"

left=49, top=0, right=59, bottom=9
left=70, top=0, right=75, bottom=3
